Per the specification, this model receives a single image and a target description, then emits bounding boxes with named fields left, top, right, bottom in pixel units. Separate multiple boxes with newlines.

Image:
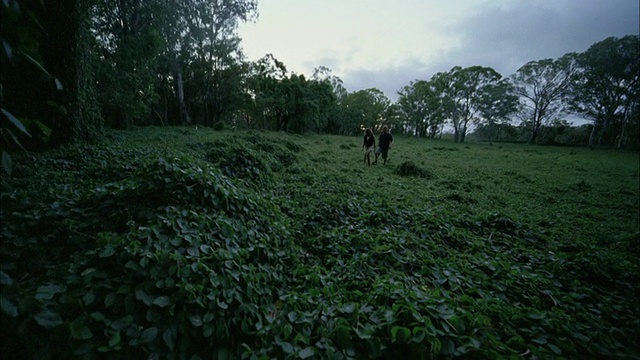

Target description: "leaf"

left=0, top=271, right=12, bottom=285
left=440, top=337, right=455, bottom=355
left=70, top=321, right=93, bottom=340
left=1, top=108, right=31, bottom=136
left=35, top=284, right=66, bottom=300
left=203, top=324, right=214, bottom=337
left=412, top=327, right=426, bottom=343
left=280, top=342, right=294, bottom=354
left=22, top=52, right=52, bottom=77
left=152, top=296, right=171, bottom=308
left=391, top=326, right=411, bottom=343
left=298, top=347, right=314, bottom=359
left=109, top=331, right=121, bottom=347
left=82, top=291, right=96, bottom=306
left=1, top=297, right=19, bottom=317
left=189, top=315, right=203, bottom=327
left=2, top=39, right=13, bottom=60
left=81, top=268, right=96, bottom=277
left=340, top=303, right=355, bottom=314
left=99, top=246, right=115, bottom=258
left=163, top=328, right=176, bottom=351
left=548, top=343, right=562, bottom=355
left=6, top=128, right=26, bottom=151
left=203, top=312, right=214, bottom=323
left=34, top=308, right=63, bottom=328
left=1, top=151, right=11, bottom=176
left=135, top=289, right=153, bottom=306
left=140, top=327, right=158, bottom=343
left=288, top=311, right=298, bottom=322
left=532, top=337, right=547, bottom=345
left=33, top=119, right=52, bottom=139
left=527, top=310, right=545, bottom=320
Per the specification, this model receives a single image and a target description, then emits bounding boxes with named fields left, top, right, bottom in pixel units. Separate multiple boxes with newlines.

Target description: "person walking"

left=362, top=128, right=375, bottom=167
left=374, top=126, right=393, bottom=165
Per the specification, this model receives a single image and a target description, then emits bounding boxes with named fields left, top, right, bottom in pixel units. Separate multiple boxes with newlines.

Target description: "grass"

left=1, top=126, right=639, bottom=359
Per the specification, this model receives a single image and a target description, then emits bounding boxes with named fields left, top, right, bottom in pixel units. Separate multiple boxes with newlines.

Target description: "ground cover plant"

left=1, top=127, right=639, bottom=359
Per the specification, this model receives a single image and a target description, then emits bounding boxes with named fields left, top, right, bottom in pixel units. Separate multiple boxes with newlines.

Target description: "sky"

left=237, top=0, right=639, bottom=102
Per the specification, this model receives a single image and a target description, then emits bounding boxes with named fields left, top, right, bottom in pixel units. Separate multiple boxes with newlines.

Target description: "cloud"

left=338, top=0, right=639, bottom=101
left=445, top=0, right=640, bottom=76
left=239, top=0, right=639, bottom=103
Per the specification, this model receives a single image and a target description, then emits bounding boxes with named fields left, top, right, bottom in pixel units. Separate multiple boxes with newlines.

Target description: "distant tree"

left=446, top=66, right=502, bottom=143
left=91, top=0, right=258, bottom=128
left=342, top=88, right=392, bottom=134
left=246, top=54, right=288, bottom=129
left=568, top=35, right=639, bottom=148
left=312, top=66, right=344, bottom=133
left=470, top=123, right=520, bottom=143
left=510, top=53, right=579, bottom=144
left=182, top=0, right=257, bottom=127
left=397, top=80, right=431, bottom=136
left=246, top=57, right=335, bottom=133
left=474, top=80, right=519, bottom=145
left=382, top=103, right=402, bottom=134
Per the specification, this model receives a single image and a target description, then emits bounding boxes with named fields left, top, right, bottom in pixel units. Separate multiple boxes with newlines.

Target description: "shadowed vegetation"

left=1, top=127, right=638, bottom=358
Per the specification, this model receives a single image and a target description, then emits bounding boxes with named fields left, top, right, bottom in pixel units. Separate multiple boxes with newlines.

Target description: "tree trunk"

left=588, top=121, right=598, bottom=148
left=529, top=128, right=539, bottom=144
left=42, top=0, right=102, bottom=144
left=174, top=61, right=192, bottom=125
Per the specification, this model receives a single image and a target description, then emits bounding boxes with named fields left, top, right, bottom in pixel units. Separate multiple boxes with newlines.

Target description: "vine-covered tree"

left=2, top=0, right=101, bottom=149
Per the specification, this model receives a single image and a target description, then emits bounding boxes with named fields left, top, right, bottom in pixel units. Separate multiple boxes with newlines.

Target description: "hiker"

left=362, top=128, right=375, bottom=166
left=374, top=126, right=393, bottom=165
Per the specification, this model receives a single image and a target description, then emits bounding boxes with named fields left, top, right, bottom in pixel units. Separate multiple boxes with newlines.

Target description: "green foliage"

left=1, top=128, right=639, bottom=358
left=395, top=161, right=434, bottom=178
left=570, top=35, right=639, bottom=148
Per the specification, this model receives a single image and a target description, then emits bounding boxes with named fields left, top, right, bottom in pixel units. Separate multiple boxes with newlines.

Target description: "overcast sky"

left=238, top=0, right=639, bottom=102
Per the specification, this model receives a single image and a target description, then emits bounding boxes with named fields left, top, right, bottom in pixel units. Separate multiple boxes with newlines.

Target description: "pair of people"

left=362, top=126, right=393, bottom=166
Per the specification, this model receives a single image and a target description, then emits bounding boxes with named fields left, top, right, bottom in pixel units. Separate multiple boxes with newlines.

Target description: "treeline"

left=467, top=121, right=592, bottom=146
left=1, top=1, right=639, bottom=174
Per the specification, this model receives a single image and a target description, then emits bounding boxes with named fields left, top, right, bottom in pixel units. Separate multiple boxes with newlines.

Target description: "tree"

left=92, top=0, right=163, bottom=127
left=446, top=66, right=502, bottom=142
left=91, top=0, right=258, bottom=128
left=312, top=66, right=346, bottom=134
left=181, top=0, right=257, bottom=127
left=246, top=54, right=288, bottom=130
left=342, top=88, right=392, bottom=134
left=569, top=36, right=639, bottom=148
left=510, top=54, right=578, bottom=144
left=474, top=80, right=519, bottom=145
left=397, top=80, right=431, bottom=136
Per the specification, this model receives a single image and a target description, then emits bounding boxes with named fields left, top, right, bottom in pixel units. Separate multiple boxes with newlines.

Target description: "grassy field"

left=1, top=127, right=639, bottom=359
